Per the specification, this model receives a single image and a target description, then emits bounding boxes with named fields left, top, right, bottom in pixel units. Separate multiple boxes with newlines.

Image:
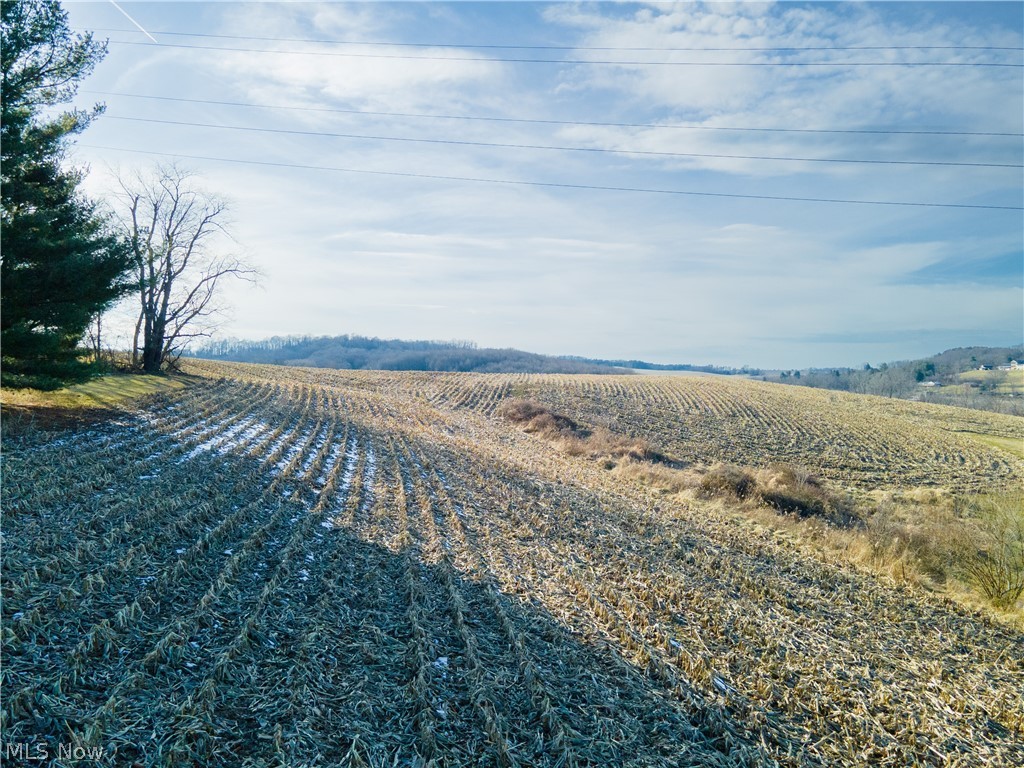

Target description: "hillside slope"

left=191, top=363, right=1024, bottom=492
left=3, top=360, right=1022, bottom=766
left=190, top=334, right=624, bottom=375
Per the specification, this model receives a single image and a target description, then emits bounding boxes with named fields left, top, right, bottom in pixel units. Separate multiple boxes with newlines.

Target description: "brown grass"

left=670, top=462, right=861, bottom=529
left=696, top=463, right=758, bottom=500
left=497, top=398, right=669, bottom=464
left=530, top=416, right=1020, bottom=616
left=496, top=398, right=587, bottom=437
left=496, top=397, right=1021, bottom=613
left=959, top=492, right=1024, bottom=609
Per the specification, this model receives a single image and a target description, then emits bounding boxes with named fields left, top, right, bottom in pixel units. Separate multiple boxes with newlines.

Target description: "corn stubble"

left=2, top=360, right=1022, bottom=767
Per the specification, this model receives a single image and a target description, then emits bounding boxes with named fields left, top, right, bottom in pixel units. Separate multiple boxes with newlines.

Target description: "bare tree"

left=115, top=164, right=256, bottom=373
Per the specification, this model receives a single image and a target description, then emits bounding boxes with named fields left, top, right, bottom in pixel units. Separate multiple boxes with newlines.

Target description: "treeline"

left=2, top=1, right=249, bottom=389
left=767, top=345, right=1024, bottom=415
left=562, top=356, right=760, bottom=375
left=1, top=1, right=132, bottom=389
left=190, top=335, right=628, bottom=375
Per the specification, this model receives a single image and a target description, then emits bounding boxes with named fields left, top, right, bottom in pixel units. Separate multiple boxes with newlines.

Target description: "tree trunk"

left=142, top=341, right=162, bottom=373
left=132, top=310, right=142, bottom=368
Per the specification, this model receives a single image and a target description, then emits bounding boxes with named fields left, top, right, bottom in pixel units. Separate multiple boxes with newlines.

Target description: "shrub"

left=697, top=464, right=757, bottom=500
left=496, top=399, right=587, bottom=438
left=961, top=492, right=1024, bottom=609
left=496, top=398, right=550, bottom=424
left=863, top=500, right=967, bottom=584
left=497, top=399, right=667, bottom=464
left=756, top=465, right=859, bottom=528
left=760, top=487, right=859, bottom=528
left=759, top=488, right=828, bottom=518
left=765, top=464, right=822, bottom=490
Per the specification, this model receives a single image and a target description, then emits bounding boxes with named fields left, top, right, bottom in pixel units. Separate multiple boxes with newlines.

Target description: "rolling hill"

left=3, top=360, right=1022, bottom=766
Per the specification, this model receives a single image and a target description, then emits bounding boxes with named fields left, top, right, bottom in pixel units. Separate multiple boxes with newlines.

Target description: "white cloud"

left=542, top=1, right=1023, bottom=180
left=210, top=3, right=509, bottom=116
left=62, top=2, right=1021, bottom=369
left=217, top=47, right=506, bottom=114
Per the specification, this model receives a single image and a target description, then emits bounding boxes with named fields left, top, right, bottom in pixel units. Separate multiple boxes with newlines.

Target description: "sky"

left=62, top=1, right=1023, bottom=369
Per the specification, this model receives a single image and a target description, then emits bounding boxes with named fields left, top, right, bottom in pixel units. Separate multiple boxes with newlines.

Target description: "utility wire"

left=77, top=144, right=1024, bottom=210
left=82, top=27, right=1024, bottom=52
left=104, top=115, right=1023, bottom=169
left=82, top=91, right=1024, bottom=138
left=101, top=39, right=1024, bottom=66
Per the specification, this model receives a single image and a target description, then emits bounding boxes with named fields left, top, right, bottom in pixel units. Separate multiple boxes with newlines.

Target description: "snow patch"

left=359, top=445, right=378, bottom=514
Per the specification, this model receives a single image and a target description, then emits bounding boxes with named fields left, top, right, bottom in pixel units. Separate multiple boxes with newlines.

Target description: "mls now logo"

left=3, top=742, right=106, bottom=762
left=57, top=743, right=105, bottom=761
left=4, top=742, right=47, bottom=761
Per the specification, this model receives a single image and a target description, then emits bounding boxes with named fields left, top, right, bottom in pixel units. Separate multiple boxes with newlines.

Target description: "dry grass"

left=654, top=456, right=1007, bottom=618
left=469, top=393, right=1018, bottom=617
left=733, top=488, right=1024, bottom=620
left=611, top=458, right=695, bottom=494
left=695, top=463, right=758, bottom=500
left=960, top=492, right=1024, bottom=609
left=497, top=397, right=668, bottom=464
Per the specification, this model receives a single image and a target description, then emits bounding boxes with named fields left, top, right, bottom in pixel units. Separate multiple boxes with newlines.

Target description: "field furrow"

left=5, top=360, right=1022, bottom=767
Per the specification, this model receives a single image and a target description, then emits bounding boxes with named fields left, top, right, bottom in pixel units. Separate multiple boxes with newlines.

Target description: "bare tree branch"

left=112, top=163, right=257, bottom=373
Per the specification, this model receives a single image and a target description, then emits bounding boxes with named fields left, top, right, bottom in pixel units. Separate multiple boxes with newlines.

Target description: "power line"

left=82, top=27, right=1024, bottom=53
left=104, top=115, right=1023, bottom=169
left=102, top=39, right=1024, bottom=67
left=82, top=91, right=1024, bottom=138
left=77, top=144, right=1024, bottom=210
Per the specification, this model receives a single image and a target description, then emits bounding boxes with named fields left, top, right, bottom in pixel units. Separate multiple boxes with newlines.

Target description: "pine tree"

left=1, top=0, right=131, bottom=389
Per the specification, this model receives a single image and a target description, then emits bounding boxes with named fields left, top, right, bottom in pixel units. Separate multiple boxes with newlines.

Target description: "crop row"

left=6, top=365, right=1022, bottom=767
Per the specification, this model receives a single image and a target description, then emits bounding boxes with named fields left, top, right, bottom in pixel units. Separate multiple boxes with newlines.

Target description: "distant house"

left=919, top=380, right=941, bottom=387
left=997, top=361, right=1019, bottom=371
left=978, top=365, right=992, bottom=371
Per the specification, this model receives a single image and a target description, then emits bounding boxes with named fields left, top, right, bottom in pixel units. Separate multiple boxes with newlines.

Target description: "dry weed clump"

left=606, top=449, right=1019, bottom=614
left=959, top=492, right=1024, bottom=609
left=691, top=463, right=859, bottom=528
left=496, top=398, right=587, bottom=437
left=860, top=497, right=969, bottom=585
left=696, top=464, right=758, bottom=500
left=850, top=491, right=1024, bottom=612
left=497, top=398, right=666, bottom=464
left=611, top=458, right=694, bottom=495
left=755, top=465, right=860, bottom=528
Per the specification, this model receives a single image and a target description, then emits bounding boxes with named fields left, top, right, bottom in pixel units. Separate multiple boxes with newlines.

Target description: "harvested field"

left=198, top=364, right=1024, bottom=491
left=3, top=360, right=1023, bottom=767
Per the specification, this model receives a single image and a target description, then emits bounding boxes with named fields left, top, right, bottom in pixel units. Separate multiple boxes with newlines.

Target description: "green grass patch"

left=958, top=369, right=1024, bottom=394
left=2, top=374, right=185, bottom=411
left=969, top=433, right=1024, bottom=460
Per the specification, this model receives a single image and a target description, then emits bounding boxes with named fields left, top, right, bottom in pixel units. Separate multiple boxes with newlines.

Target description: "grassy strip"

left=2, top=373, right=186, bottom=410
left=2, top=374, right=189, bottom=437
left=968, top=433, right=1024, bottom=460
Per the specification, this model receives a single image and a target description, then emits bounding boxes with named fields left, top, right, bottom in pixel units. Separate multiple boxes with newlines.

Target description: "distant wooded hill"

left=765, top=344, right=1024, bottom=416
left=563, top=356, right=760, bottom=376
left=188, top=335, right=628, bottom=375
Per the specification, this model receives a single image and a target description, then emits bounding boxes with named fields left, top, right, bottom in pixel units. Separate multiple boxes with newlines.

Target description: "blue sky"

left=63, top=1, right=1023, bottom=368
